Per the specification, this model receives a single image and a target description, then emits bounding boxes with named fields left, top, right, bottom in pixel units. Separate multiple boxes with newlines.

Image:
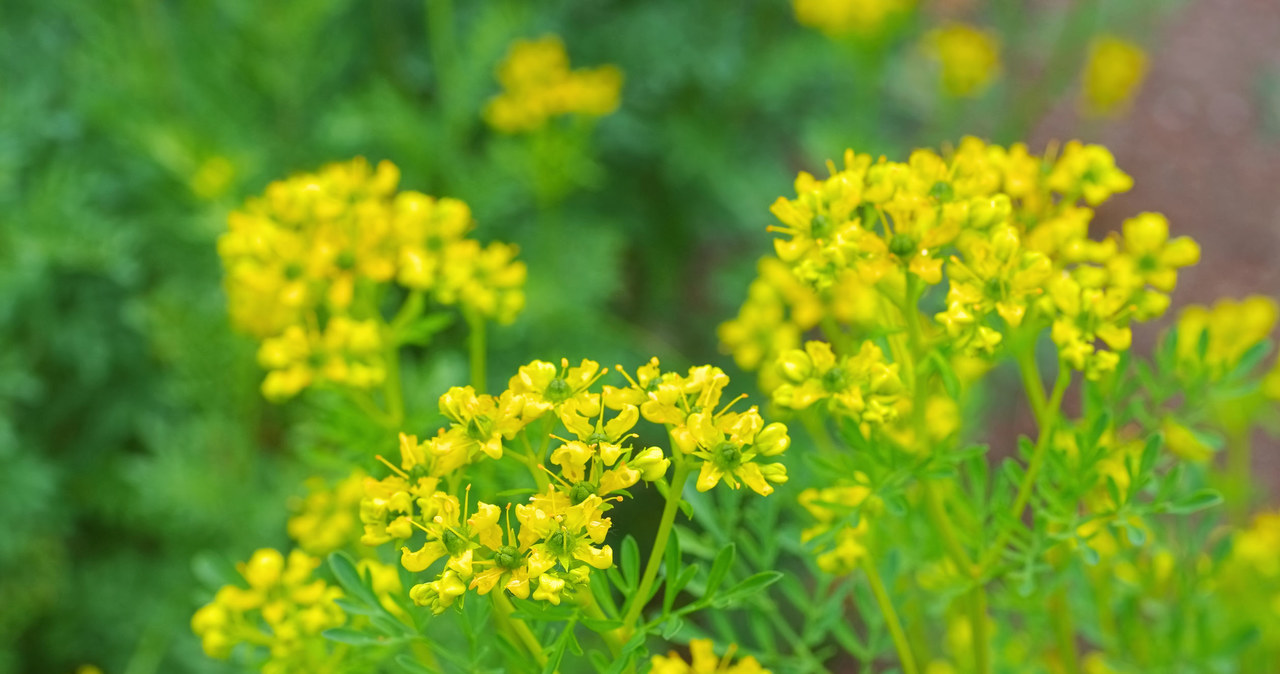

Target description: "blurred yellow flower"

left=190, top=155, right=236, bottom=200
left=651, top=639, right=770, bottom=673
left=1080, top=36, right=1148, bottom=117
left=925, top=23, right=1001, bottom=98
left=485, top=36, right=622, bottom=133
left=792, top=0, right=914, bottom=39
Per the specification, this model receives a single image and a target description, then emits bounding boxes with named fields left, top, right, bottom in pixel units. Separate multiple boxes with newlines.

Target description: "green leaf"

left=703, top=543, right=736, bottom=599
left=620, top=535, right=639, bottom=591
left=660, top=615, right=684, bottom=639
left=1167, top=489, right=1224, bottom=515
left=397, top=312, right=454, bottom=346
left=928, top=351, right=961, bottom=400
left=334, top=598, right=378, bottom=617
left=1122, top=519, right=1147, bottom=546
left=711, top=571, right=783, bottom=608
left=664, top=527, right=682, bottom=593
left=323, top=627, right=395, bottom=646
left=328, top=552, right=377, bottom=605
left=665, top=564, right=699, bottom=614
left=395, top=653, right=440, bottom=674
left=1138, top=432, right=1162, bottom=478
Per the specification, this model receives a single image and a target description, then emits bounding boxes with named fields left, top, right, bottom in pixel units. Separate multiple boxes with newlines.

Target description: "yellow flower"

left=1080, top=36, right=1148, bottom=117
left=435, top=239, right=527, bottom=324
left=484, top=36, right=622, bottom=133
left=549, top=398, right=669, bottom=496
left=1047, top=142, right=1133, bottom=206
left=220, top=158, right=525, bottom=401
left=799, top=479, right=876, bottom=574
left=508, top=358, right=606, bottom=415
left=925, top=23, right=1001, bottom=98
left=287, top=470, right=367, bottom=556
left=400, top=494, right=503, bottom=580
left=192, top=549, right=343, bottom=668
left=1107, top=212, right=1199, bottom=294
left=1162, top=418, right=1214, bottom=463
left=1173, top=296, right=1277, bottom=379
left=439, top=386, right=534, bottom=460
left=651, top=639, right=771, bottom=674
left=773, top=341, right=904, bottom=423
left=672, top=408, right=790, bottom=497
left=1049, top=274, right=1132, bottom=379
left=938, top=225, right=1053, bottom=353
left=509, top=492, right=615, bottom=604
left=791, top=0, right=914, bottom=39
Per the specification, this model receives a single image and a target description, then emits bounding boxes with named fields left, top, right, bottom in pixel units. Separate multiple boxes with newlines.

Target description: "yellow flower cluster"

left=718, top=256, right=882, bottom=392
left=191, top=549, right=344, bottom=673
left=924, top=23, right=1001, bottom=98
left=1222, top=512, right=1280, bottom=646
left=798, top=478, right=877, bottom=574
left=359, top=358, right=790, bottom=612
left=218, top=157, right=526, bottom=400
left=757, top=138, right=1199, bottom=379
left=287, top=470, right=368, bottom=556
left=1173, top=296, right=1277, bottom=381
left=774, top=341, right=904, bottom=424
left=651, top=639, right=771, bottom=674
left=1080, top=36, right=1148, bottom=117
left=484, top=36, right=623, bottom=134
left=791, top=0, right=914, bottom=39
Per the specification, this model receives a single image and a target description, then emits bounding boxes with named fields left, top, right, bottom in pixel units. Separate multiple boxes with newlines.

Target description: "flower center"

left=495, top=545, right=521, bottom=570
left=545, top=378, right=572, bottom=403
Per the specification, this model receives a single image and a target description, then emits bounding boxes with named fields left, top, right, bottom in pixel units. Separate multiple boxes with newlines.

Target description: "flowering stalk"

left=861, top=556, right=918, bottom=674
left=619, top=458, right=693, bottom=639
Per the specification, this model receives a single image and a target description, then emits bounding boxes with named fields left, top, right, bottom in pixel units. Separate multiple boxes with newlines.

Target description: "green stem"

left=425, top=0, right=461, bottom=189
left=1226, top=428, right=1252, bottom=524
left=1014, top=341, right=1048, bottom=427
left=619, top=460, right=692, bottom=638
left=969, top=586, right=991, bottom=674
left=466, top=311, right=487, bottom=394
left=383, top=333, right=405, bottom=427
left=861, top=557, right=919, bottom=674
left=519, top=433, right=551, bottom=491
left=492, top=592, right=548, bottom=667
left=578, top=592, right=623, bottom=657
left=980, top=364, right=1070, bottom=573
left=1051, top=587, right=1080, bottom=674
left=800, top=409, right=839, bottom=454
left=922, top=481, right=976, bottom=576
left=820, top=316, right=854, bottom=356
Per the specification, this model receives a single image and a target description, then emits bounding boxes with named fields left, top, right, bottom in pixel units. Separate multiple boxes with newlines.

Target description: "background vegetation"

left=3, top=0, right=1277, bottom=672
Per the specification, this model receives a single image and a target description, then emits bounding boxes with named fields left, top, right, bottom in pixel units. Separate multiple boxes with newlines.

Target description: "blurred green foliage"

left=0, top=0, right=1179, bottom=671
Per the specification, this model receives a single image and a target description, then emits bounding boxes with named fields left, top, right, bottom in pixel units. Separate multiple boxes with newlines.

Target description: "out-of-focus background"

left=1, top=0, right=1277, bottom=672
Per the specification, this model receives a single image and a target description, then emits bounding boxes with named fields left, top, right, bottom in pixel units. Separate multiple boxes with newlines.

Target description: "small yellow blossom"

left=1174, top=296, right=1278, bottom=380
left=484, top=36, right=622, bottom=133
left=287, top=470, right=367, bottom=556
left=1047, top=142, right=1133, bottom=206
left=925, top=23, right=1001, bottom=98
left=191, top=549, right=343, bottom=669
left=774, top=341, right=904, bottom=423
left=673, top=408, right=790, bottom=497
left=799, top=482, right=876, bottom=574
left=220, top=157, right=525, bottom=400
left=651, top=639, right=771, bottom=674
left=1081, top=36, right=1148, bottom=117
left=791, top=0, right=914, bottom=39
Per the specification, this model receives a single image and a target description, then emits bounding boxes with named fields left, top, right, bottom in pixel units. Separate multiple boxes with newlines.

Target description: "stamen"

left=614, top=364, right=640, bottom=389
left=716, top=393, right=749, bottom=417
left=537, top=464, right=575, bottom=489
left=375, top=454, right=409, bottom=479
